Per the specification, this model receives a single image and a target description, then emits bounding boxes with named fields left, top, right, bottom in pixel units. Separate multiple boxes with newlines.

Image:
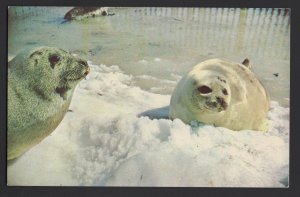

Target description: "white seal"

left=169, top=58, right=270, bottom=131
left=8, top=46, right=90, bottom=160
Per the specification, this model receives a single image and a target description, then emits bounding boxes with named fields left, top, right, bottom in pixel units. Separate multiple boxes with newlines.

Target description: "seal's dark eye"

left=222, top=88, right=228, bottom=95
left=79, top=60, right=88, bottom=67
left=198, top=85, right=212, bottom=94
left=49, top=54, right=61, bottom=69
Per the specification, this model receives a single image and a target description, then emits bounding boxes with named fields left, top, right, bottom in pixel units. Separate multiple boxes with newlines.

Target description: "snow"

left=7, top=62, right=289, bottom=187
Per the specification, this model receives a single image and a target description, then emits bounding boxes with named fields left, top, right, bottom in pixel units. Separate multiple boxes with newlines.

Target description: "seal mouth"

left=205, top=97, right=228, bottom=112
left=64, top=65, right=90, bottom=81
left=204, top=105, right=224, bottom=112
left=56, top=66, right=90, bottom=99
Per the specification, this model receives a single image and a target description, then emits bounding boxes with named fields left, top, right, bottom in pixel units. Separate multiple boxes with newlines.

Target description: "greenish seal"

left=8, top=46, right=90, bottom=160
left=169, top=58, right=270, bottom=131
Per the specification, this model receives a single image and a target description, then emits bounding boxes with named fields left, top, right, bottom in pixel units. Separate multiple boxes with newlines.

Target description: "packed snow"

left=7, top=62, right=289, bottom=187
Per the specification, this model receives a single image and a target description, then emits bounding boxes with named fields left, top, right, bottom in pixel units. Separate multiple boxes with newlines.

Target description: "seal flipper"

left=138, top=106, right=170, bottom=120
left=241, top=58, right=251, bottom=69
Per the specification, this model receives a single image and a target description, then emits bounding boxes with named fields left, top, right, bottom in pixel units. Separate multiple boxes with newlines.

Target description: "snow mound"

left=7, top=63, right=289, bottom=187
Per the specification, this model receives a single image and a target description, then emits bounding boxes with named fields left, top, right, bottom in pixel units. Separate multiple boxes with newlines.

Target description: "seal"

left=8, top=46, right=90, bottom=160
left=64, top=7, right=113, bottom=21
left=169, top=58, right=270, bottom=131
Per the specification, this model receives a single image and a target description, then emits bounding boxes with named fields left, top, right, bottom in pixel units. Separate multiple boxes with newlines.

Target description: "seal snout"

left=84, top=66, right=90, bottom=76
left=78, top=59, right=90, bottom=76
left=216, top=97, right=228, bottom=110
left=205, top=96, right=228, bottom=112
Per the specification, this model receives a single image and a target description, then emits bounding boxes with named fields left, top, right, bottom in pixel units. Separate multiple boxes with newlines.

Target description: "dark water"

left=8, top=7, right=290, bottom=107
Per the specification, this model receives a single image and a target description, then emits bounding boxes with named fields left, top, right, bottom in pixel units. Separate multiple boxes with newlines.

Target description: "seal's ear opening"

left=198, top=85, right=212, bottom=94
left=242, top=58, right=250, bottom=68
left=49, top=54, right=61, bottom=69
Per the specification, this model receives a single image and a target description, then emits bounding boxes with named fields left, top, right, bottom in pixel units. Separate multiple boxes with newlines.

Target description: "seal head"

left=169, top=58, right=269, bottom=131
left=64, top=7, right=109, bottom=21
left=191, top=71, right=230, bottom=113
left=8, top=46, right=90, bottom=160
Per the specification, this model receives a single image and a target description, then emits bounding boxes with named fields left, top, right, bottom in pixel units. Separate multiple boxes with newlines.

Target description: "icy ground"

left=7, top=62, right=289, bottom=187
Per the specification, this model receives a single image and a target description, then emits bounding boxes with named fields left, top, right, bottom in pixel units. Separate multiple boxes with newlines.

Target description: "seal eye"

left=49, top=55, right=61, bottom=69
left=79, top=60, right=88, bottom=67
left=222, top=88, right=228, bottom=95
left=198, top=85, right=212, bottom=94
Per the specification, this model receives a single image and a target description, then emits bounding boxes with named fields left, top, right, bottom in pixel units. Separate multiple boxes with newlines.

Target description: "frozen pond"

left=7, top=7, right=290, bottom=187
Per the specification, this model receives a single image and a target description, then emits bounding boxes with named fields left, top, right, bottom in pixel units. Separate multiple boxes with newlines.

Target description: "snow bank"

left=7, top=62, right=289, bottom=187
